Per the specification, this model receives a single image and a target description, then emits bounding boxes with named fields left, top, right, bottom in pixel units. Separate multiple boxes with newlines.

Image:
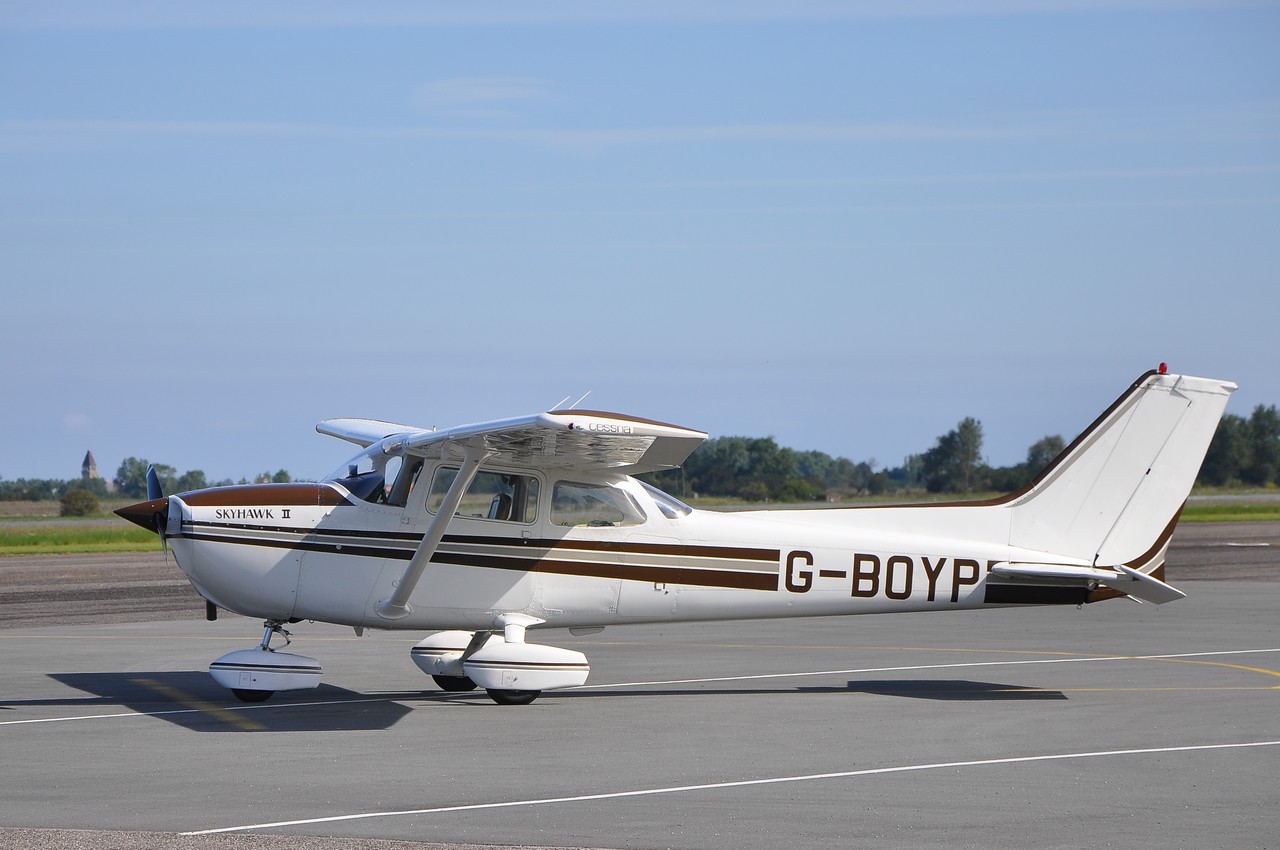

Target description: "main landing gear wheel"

left=432, top=674, right=478, bottom=692
left=486, top=688, right=541, bottom=706
left=231, top=688, right=275, bottom=703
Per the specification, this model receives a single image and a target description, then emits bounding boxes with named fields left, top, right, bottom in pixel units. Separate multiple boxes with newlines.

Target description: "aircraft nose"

left=115, top=497, right=169, bottom=534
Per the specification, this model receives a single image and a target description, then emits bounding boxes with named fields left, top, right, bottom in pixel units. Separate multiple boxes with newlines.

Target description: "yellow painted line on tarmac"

left=130, top=677, right=265, bottom=731
left=1058, top=686, right=1279, bottom=692
left=1136, top=655, right=1280, bottom=685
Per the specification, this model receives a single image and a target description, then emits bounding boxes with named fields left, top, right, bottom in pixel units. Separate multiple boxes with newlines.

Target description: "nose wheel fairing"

left=209, top=620, right=321, bottom=703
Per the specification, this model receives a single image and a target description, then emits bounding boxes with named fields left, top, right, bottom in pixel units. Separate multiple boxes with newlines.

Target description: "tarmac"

left=1, top=522, right=1277, bottom=849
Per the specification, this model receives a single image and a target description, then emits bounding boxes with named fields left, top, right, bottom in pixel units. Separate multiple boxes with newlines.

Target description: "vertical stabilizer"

left=1005, top=371, right=1235, bottom=568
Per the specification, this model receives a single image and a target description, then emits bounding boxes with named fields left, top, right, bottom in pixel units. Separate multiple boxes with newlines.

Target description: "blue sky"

left=3, top=1, right=1278, bottom=485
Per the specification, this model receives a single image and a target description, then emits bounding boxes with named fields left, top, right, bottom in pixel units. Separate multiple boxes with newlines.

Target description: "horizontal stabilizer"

left=991, top=562, right=1116, bottom=583
left=991, top=562, right=1186, bottom=605
left=1110, top=563, right=1186, bottom=605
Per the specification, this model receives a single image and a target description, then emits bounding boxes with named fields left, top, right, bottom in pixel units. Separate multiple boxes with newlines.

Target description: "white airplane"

left=117, top=366, right=1234, bottom=705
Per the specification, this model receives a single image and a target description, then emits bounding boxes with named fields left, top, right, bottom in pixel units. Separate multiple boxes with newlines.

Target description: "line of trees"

left=0, top=458, right=291, bottom=502
left=642, top=404, right=1280, bottom=502
left=5, top=404, right=1279, bottom=506
left=1197, top=405, right=1280, bottom=486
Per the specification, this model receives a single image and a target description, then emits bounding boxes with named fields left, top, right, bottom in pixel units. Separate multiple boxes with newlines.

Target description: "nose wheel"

left=486, top=689, right=541, bottom=706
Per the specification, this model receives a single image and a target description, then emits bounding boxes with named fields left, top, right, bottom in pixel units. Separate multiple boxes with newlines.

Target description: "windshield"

left=640, top=481, right=693, bottom=519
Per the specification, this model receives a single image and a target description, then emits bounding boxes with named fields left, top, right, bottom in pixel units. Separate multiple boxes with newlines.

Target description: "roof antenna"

left=568, top=391, right=592, bottom=410
left=551, top=395, right=572, bottom=411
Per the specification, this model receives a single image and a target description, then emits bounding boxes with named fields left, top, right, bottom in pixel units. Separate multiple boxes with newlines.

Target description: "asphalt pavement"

left=1, top=522, right=1276, bottom=849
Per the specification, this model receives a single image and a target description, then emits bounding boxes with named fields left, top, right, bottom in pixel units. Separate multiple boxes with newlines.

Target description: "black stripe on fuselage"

left=175, top=526, right=780, bottom=591
left=183, top=522, right=778, bottom=563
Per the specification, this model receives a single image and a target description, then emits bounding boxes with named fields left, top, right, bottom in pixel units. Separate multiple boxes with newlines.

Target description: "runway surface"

left=1, top=523, right=1277, bottom=849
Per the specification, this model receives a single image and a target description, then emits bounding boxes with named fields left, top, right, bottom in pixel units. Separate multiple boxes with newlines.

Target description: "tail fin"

left=1004, top=369, right=1235, bottom=569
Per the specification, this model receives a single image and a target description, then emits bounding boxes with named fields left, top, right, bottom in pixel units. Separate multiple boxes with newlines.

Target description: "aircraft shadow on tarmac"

left=15, top=675, right=1065, bottom=728
left=567, top=679, right=1066, bottom=701
left=41, top=672, right=419, bottom=732
left=836, top=679, right=1067, bottom=701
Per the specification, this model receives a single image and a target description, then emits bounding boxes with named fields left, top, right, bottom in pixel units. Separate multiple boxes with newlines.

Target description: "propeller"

left=147, top=466, right=169, bottom=555
left=114, top=464, right=169, bottom=555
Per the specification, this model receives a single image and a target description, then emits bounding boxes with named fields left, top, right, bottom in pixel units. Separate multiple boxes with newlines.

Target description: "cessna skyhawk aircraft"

left=117, top=367, right=1234, bottom=705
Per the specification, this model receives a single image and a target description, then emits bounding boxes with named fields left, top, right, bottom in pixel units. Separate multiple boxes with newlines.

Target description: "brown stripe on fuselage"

left=171, top=525, right=779, bottom=591
left=440, top=533, right=778, bottom=564
left=1123, top=505, right=1185, bottom=571
left=1085, top=505, right=1184, bottom=603
left=187, top=519, right=421, bottom=541
left=180, top=483, right=351, bottom=507
left=432, top=550, right=777, bottom=591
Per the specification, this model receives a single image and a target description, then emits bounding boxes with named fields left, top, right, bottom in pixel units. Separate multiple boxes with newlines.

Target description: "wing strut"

left=375, top=441, right=494, bottom=620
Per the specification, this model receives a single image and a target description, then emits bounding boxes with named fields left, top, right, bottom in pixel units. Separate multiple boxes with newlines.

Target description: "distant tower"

left=82, top=450, right=99, bottom=480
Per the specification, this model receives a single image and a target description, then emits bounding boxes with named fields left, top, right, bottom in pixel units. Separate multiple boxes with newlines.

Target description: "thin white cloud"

left=63, top=413, right=91, bottom=431
left=647, top=164, right=1280, bottom=190
left=2, top=0, right=1273, bottom=30
left=0, top=116, right=1045, bottom=155
left=412, top=76, right=553, bottom=121
left=4, top=99, right=1277, bottom=154
left=415, top=77, right=550, bottom=107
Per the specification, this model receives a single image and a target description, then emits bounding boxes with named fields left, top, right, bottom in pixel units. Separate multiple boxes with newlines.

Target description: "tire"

left=231, top=688, right=275, bottom=703
left=486, top=688, right=541, bottom=706
left=432, top=674, right=478, bottom=692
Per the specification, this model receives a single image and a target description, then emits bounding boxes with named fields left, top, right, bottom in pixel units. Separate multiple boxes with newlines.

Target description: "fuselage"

left=151, top=464, right=1114, bottom=635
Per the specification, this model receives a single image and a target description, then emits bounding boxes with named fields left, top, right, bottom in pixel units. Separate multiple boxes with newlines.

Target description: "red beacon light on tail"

left=1158, top=362, right=1168, bottom=375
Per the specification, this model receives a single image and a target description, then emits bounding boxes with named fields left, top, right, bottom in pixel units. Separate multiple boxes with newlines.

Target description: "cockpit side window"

left=383, top=457, right=424, bottom=507
left=427, top=467, right=540, bottom=523
left=551, top=481, right=646, bottom=528
left=328, top=452, right=424, bottom=507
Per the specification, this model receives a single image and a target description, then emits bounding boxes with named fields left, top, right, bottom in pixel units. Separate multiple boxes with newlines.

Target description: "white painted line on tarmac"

left=184, top=738, right=1280, bottom=835
left=573, top=647, right=1280, bottom=690
left=5, top=647, right=1277, bottom=728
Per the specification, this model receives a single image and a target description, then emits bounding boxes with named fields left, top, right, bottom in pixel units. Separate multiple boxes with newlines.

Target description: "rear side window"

left=551, top=481, right=646, bottom=528
left=427, top=467, right=540, bottom=523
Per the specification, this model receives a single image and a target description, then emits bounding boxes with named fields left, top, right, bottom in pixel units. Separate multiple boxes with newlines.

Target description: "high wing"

left=319, top=409, right=707, bottom=475
left=318, top=409, right=707, bottom=621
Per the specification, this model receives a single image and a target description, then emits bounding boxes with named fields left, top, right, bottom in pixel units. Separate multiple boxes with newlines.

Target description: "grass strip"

left=0, top=524, right=158, bottom=555
left=0, top=499, right=1275, bottom=556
